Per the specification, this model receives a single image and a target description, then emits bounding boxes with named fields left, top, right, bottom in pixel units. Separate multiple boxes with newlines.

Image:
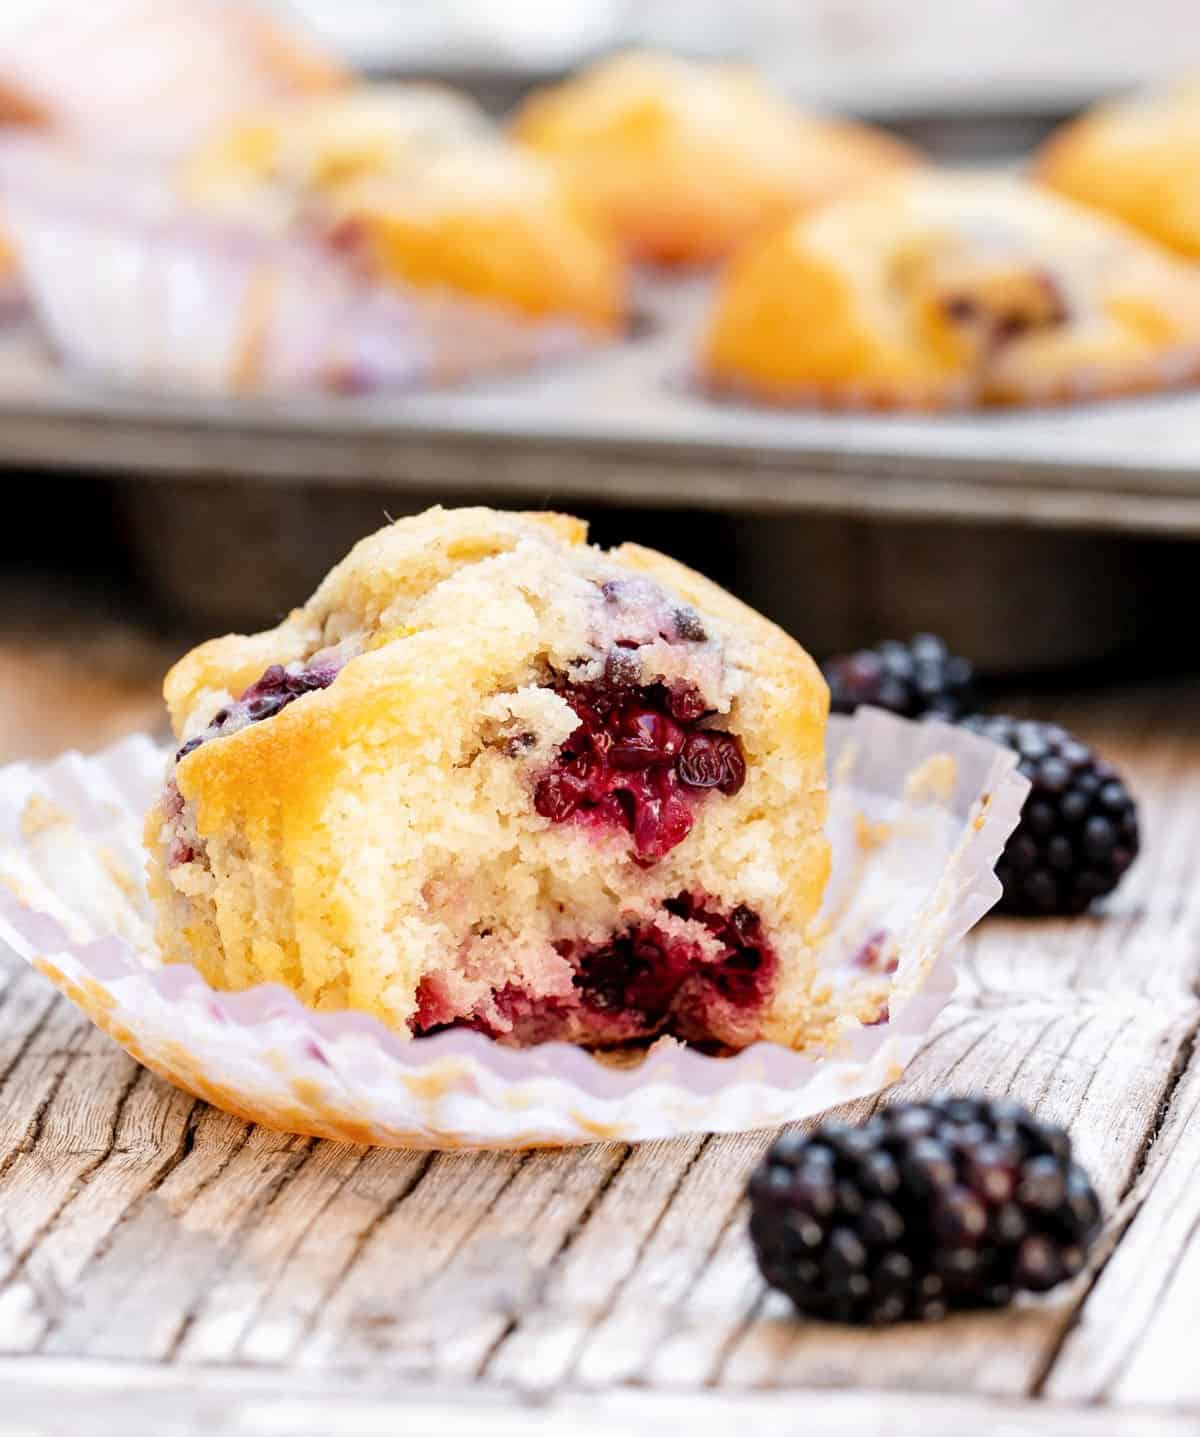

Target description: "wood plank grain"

left=0, top=961, right=67, bottom=1095
left=40, top=1107, right=306, bottom=1359
left=182, top=1143, right=433, bottom=1365
left=630, top=993, right=1189, bottom=1394
left=1041, top=1035, right=1200, bottom=1408
left=0, top=980, right=95, bottom=1206
left=290, top=1150, right=531, bottom=1367
left=569, top=1131, right=773, bottom=1389
left=483, top=1136, right=705, bottom=1390
left=318, top=1141, right=629, bottom=1379
left=0, top=1064, right=195, bottom=1353
left=0, top=1357, right=1193, bottom=1437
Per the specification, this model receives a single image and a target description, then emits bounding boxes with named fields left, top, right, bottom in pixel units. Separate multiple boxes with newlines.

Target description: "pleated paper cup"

left=0, top=141, right=588, bottom=396
left=0, top=709, right=1027, bottom=1149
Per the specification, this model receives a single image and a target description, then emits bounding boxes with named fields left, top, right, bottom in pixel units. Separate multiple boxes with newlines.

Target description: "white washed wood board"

left=0, top=676, right=1196, bottom=1433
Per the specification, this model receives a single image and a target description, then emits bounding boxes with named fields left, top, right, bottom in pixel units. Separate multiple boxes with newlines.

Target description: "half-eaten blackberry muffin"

left=145, top=507, right=830, bottom=1053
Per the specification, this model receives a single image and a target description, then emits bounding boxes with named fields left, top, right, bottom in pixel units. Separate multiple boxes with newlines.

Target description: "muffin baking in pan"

left=702, top=170, right=1200, bottom=409
left=3, top=17, right=1200, bottom=413
left=183, top=85, right=627, bottom=335
left=512, top=50, right=917, bottom=267
left=1038, top=76, right=1200, bottom=260
left=0, top=80, right=626, bottom=393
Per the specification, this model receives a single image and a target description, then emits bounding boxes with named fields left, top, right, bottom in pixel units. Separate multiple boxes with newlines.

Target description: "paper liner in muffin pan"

left=0, top=143, right=589, bottom=396
left=0, top=709, right=1027, bottom=1149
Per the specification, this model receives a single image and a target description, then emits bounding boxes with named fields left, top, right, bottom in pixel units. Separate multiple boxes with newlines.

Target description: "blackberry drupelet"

left=959, top=715, right=1139, bottom=916
left=748, top=1097, right=1101, bottom=1325
left=822, top=634, right=974, bottom=720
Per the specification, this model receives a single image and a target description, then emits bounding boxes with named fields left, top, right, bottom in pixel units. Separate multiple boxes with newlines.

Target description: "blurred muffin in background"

left=0, top=77, right=627, bottom=396
left=511, top=50, right=918, bottom=267
left=0, top=0, right=347, bottom=317
left=0, top=0, right=348, bottom=157
left=183, top=84, right=493, bottom=216
left=183, top=86, right=627, bottom=333
left=1037, top=78, right=1200, bottom=260
left=702, top=170, right=1200, bottom=410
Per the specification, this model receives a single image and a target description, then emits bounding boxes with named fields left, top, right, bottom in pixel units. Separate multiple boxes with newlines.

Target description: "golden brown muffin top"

left=513, top=50, right=918, bottom=265
left=1038, top=76, right=1200, bottom=259
left=704, top=169, right=1200, bottom=408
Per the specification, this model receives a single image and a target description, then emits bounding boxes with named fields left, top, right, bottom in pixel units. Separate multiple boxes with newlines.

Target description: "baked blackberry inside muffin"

left=145, top=508, right=831, bottom=1053
left=703, top=170, right=1200, bottom=409
left=512, top=51, right=917, bottom=267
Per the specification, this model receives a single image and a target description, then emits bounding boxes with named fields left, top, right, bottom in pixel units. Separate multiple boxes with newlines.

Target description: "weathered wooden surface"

left=0, top=634, right=1196, bottom=1431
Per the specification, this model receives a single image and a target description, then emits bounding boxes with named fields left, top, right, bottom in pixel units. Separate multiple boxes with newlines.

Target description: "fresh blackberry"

left=959, top=715, right=1139, bottom=916
left=823, top=634, right=974, bottom=720
left=749, top=1097, right=1101, bottom=1326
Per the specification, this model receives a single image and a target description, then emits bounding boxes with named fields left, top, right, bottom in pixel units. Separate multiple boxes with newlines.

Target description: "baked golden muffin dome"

left=511, top=50, right=918, bottom=267
left=1037, top=78, right=1200, bottom=260
left=183, top=87, right=626, bottom=333
left=703, top=170, right=1200, bottom=409
left=182, top=84, right=494, bottom=215
left=145, top=507, right=831, bottom=1053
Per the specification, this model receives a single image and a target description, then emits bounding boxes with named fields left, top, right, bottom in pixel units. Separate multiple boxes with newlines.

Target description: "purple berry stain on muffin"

left=166, top=656, right=344, bottom=869
left=533, top=676, right=745, bottom=861
left=175, top=659, right=342, bottom=763
left=414, top=890, right=777, bottom=1051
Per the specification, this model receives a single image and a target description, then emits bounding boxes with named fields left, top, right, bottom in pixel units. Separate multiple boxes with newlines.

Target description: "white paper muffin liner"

left=0, top=710, right=1027, bottom=1149
left=0, top=142, right=589, bottom=395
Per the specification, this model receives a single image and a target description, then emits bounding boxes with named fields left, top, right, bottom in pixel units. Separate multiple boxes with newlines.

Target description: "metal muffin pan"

left=4, top=274, right=1200, bottom=533
left=1, top=275, right=1196, bottom=669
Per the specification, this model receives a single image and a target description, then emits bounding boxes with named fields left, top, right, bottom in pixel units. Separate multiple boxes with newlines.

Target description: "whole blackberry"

left=960, top=715, right=1139, bottom=916
left=823, top=634, right=974, bottom=720
left=749, top=1097, right=1101, bottom=1326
